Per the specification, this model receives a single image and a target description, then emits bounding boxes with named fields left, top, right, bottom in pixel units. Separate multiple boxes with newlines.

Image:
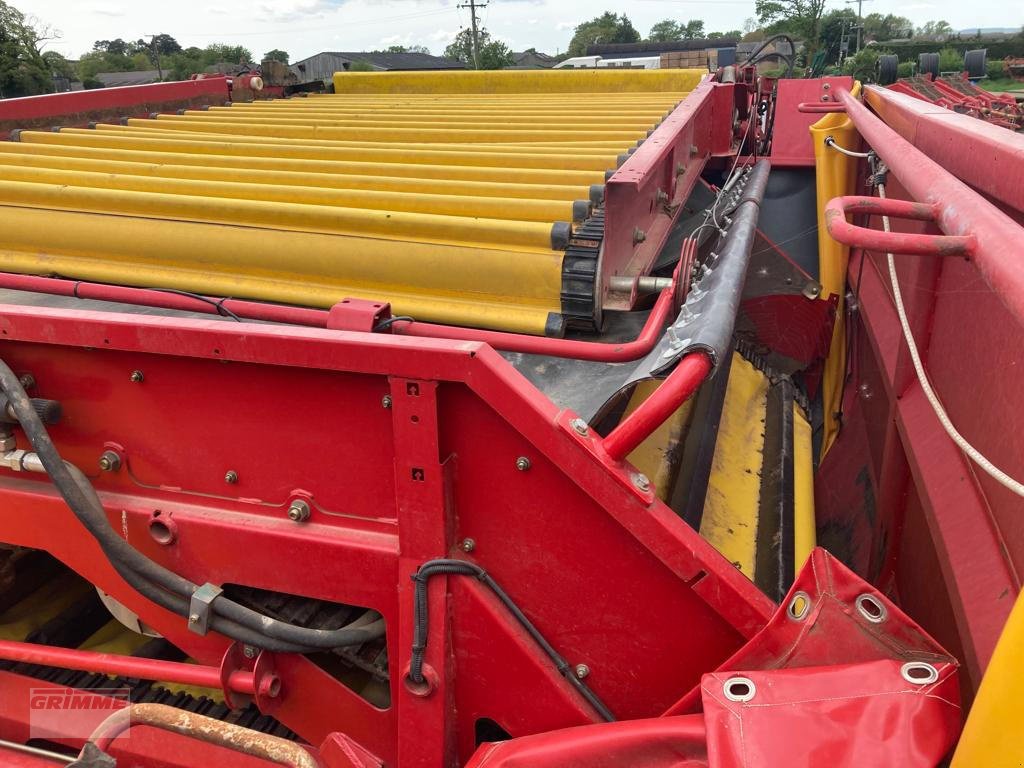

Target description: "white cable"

left=825, top=136, right=873, bottom=159
left=878, top=183, right=1024, bottom=497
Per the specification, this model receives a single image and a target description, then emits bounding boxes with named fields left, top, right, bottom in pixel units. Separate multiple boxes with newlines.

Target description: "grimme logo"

left=29, top=687, right=130, bottom=739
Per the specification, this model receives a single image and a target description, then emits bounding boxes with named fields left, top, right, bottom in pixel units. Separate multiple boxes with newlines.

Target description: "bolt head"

left=98, top=451, right=121, bottom=472
left=381, top=394, right=393, bottom=409
left=515, top=456, right=531, bottom=471
left=242, top=645, right=257, bottom=659
left=460, top=537, right=476, bottom=553
left=288, top=499, right=311, bottom=522
left=633, top=473, right=651, bottom=492
left=224, top=470, right=238, bottom=484
left=574, top=663, right=590, bottom=679
left=570, top=418, right=589, bottom=436
left=129, top=370, right=144, bottom=383
left=188, top=613, right=200, bottom=624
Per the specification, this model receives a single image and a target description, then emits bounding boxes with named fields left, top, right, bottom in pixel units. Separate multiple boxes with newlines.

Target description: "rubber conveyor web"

left=0, top=70, right=699, bottom=334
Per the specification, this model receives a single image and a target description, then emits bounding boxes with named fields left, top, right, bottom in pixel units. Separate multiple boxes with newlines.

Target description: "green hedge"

left=879, top=39, right=1024, bottom=62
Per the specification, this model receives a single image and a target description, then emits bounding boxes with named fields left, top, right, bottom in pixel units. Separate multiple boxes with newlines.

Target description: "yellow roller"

left=0, top=163, right=588, bottom=224
left=4, top=138, right=606, bottom=187
left=0, top=148, right=592, bottom=202
left=133, top=115, right=647, bottom=145
left=329, top=69, right=704, bottom=93
left=0, top=178, right=564, bottom=252
left=0, top=206, right=562, bottom=334
left=19, top=130, right=620, bottom=173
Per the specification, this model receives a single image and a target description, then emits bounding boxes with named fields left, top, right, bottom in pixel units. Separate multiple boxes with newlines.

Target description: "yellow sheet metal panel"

left=0, top=178, right=561, bottom=252
left=952, top=587, right=1024, bottom=767
left=700, top=353, right=769, bottom=576
left=810, top=81, right=862, bottom=457
left=623, top=379, right=696, bottom=501
left=0, top=205, right=562, bottom=333
left=792, top=403, right=816, bottom=570
left=0, top=148, right=590, bottom=202
left=330, top=69, right=704, bottom=94
left=0, top=163, right=586, bottom=224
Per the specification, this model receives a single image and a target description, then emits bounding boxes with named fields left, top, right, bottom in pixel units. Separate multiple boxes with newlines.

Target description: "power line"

left=844, top=0, right=873, bottom=53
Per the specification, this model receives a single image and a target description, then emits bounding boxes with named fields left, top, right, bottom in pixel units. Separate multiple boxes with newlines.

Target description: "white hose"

left=878, top=183, right=1024, bottom=497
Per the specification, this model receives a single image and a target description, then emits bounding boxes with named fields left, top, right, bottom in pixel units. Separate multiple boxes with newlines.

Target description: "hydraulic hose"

left=0, top=359, right=384, bottom=652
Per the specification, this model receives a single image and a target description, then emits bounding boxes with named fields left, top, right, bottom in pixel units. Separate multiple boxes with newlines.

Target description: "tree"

left=94, top=38, right=131, bottom=56
left=567, top=12, right=641, bottom=56
left=915, top=20, right=953, bottom=40
left=443, top=28, right=513, bottom=69
left=707, top=30, right=742, bottom=40
left=382, top=44, right=429, bottom=54
left=263, top=49, right=289, bottom=63
left=755, top=0, right=827, bottom=55
left=0, top=1, right=58, bottom=97
left=841, top=46, right=879, bottom=81
left=648, top=20, right=681, bottom=42
left=819, top=8, right=857, bottom=60
left=681, top=20, right=705, bottom=39
left=862, top=13, right=912, bottom=42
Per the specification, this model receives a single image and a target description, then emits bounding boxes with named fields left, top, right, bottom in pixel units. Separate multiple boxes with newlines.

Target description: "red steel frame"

left=0, top=303, right=772, bottom=765
left=816, top=84, right=1024, bottom=695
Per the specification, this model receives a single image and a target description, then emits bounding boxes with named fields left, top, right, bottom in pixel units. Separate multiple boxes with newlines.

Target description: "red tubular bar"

left=0, top=638, right=261, bottom=695
left=0, top=272, right=677, bottom=364
left=824, top=196, right=975, bottom=257
left=837, top=87, right=1024, bottom=324
left=797, top=102, right=845, bottom=113
left=601, top=352, right=713, bottom=462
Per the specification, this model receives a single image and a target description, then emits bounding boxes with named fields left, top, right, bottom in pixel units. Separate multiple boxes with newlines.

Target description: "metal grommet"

left=855, top=593, right=888, bottom=623
left=787, top=590, right=811, bottom=621
left=901, top=662, right=939, bottom=685
left=723, top=676, right=756, bottom=702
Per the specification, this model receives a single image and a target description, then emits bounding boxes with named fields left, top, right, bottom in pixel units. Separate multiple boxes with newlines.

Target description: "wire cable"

left=878, top=183, right=1024, bottom=497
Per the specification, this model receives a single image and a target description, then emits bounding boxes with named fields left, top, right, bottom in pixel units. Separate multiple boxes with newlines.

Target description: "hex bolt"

left=655, top=189, right=669, bottom=204
left=242, top=645, right=257, bottom=659
left=460, top=537, right=476, bottom=553
left=98, top=450, right=121, bottom=472
left=381, top=395, right=393, bottom=409
left=287, top=499, right=311, bottom=523
left=633, top=473, right=651, bottom=492
left=18, top=374, right=35, bottom=390
left=570, top=418, right=589, bottom=436
left=224, top=470, right=238, bottom=484
left=188, top=613, right=200, bottom=625
left=129, top=370, right=145, bottom=383
left=632, top=227, right=647, bottom=245
left=574, top=664, right=590, bottom=679
left=515, top=456, right=531, bottom=471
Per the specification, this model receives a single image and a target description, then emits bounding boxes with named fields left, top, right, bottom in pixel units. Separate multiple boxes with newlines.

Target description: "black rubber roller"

left=572, top=200, right=592, bottom=223
left=550, top=222, right=572, bottom=250
left=9, top=129, right=21, bottom=142
left=919, top=52, right=940, bottom=80
left=877, top=54, right=899, bottom=85
left=616, top=153, right=630, bottom=167
left=589, top=184, right=605, bottom=205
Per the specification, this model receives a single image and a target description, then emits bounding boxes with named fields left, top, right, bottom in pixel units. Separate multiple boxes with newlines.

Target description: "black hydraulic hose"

left=0, top=359, right=384, bottom=651
left=409, top=559, right=616, bottom=723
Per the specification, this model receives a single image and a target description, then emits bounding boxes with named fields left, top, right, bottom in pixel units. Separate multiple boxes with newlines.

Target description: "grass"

left=978, top=77, right=1024, bottom=92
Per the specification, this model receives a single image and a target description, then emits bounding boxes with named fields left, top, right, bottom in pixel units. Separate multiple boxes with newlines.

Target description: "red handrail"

left=824, top=195, right=975, bottom=257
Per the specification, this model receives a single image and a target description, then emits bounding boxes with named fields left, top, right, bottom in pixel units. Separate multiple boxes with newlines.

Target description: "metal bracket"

left=188, top=583, right=223, bottom=636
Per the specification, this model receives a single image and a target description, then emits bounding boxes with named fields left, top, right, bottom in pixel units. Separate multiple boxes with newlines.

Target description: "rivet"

left=515, top=456, right=531, bottom=471
left=129, top=370, right=145, bottom=383
left=574, top=663, right=590, bottom=679
left=224, top=470, right=238, bottom=484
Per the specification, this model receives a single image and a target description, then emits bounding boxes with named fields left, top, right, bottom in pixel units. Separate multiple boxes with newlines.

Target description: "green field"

left=979, top=77, right=1024, bottom=92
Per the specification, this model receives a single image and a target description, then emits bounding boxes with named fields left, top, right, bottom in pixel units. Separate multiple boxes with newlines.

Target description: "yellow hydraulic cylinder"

left=13, top=133, right=607, bottom=186
left=134, top=116, right=648, bottom=146
left=0, top=163, right=588, bottom=224
left=792, top=402, right=817, bottom=569
left=0, top=179, right=567, bottom=252
left=0, top=148, right=593, bottom=202
left=0, top=205, right=562, bottom=334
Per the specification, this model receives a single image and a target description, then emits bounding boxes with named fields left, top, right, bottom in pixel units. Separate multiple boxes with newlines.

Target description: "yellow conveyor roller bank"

left=0, top=69, right=701, bottom=333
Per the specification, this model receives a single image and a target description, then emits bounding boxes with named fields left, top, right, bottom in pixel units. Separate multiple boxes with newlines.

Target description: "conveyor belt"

left=0, top=69, right=703, bottom=334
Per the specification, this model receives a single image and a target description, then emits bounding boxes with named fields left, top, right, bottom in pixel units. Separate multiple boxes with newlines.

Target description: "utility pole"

left=843, top=0, right=873, bottom=53
left=457, top=0, right=488, bottom=69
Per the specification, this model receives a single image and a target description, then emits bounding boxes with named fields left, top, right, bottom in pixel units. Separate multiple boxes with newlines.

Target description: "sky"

left=28, top=0, right=1023, bottom=63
